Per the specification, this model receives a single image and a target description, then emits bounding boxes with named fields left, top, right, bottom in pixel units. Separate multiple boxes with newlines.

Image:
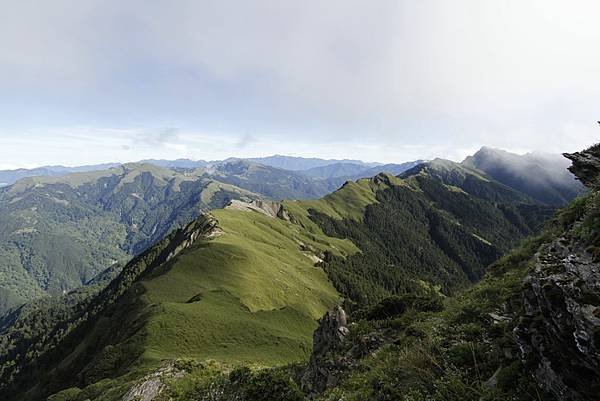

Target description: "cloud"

left=235, top=134, right=257, bottom=149
left=134, top=128, right=181, bottom=147
left=0, top=0, right=598, bottom=166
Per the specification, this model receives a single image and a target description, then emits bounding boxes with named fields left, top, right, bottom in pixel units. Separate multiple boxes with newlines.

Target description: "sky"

left=0, top=0, right=599, bottom=169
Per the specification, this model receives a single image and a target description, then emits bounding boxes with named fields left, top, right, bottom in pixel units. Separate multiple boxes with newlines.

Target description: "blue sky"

left=0, top=0, right=599, bottom=168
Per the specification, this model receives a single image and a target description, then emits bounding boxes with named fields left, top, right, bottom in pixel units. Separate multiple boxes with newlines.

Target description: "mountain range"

left=0, top=163, right=263, bottom=313
left=0, top=146, right=594, bottom=401
left=0, top=155, right=379, bottom=187
left=0, top=157, right=430, bottom=314
left=0, top=149, right=566, bottom=400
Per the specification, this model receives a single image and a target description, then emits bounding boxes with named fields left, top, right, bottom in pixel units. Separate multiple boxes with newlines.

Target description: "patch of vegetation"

left=302, top=167, right=552, bottom=309
left=161, top=364, right=306, bottom=401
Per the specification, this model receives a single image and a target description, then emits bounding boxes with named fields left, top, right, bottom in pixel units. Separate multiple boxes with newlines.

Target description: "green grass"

left=30, top=208, right=346, bottom=401
left=283, top=173, right=405, bottom=232
left=134, top=209, right=343, bottom=367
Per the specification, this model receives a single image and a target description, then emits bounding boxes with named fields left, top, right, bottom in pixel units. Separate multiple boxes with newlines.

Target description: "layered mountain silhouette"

left=462, top=147, right=585, bottom=205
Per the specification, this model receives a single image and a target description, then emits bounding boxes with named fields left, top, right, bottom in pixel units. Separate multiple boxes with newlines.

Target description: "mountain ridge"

left=462, top=146, right=585, bottom=205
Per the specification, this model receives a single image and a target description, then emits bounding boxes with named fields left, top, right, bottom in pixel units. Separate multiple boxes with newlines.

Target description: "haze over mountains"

left=0, top=155, right=381, bottom=187
left=463, top=147, right=585, bottom=206
left=0, top=147, right=585, bottom=202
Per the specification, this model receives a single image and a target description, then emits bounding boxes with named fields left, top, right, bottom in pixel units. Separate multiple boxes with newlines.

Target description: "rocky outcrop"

left=301, top=306, right=349, bottom=397
left=226, top=199, right=291, bottom=221
left=121, top=363, right=186, bottom=401
left=515, top=239, right=600, bottom=401
left=564, top=145, right=600, bottom=189
left=300, top=306, right=393, bottom=398
left=165, top=214, right=222, bottom=262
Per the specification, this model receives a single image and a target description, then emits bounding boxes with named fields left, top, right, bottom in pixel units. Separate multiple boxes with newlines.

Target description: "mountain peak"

left=462, top=146, right=585, bottom=206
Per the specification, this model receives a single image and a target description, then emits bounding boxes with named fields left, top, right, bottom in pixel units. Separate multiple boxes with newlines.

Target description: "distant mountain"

left=0, top=155, right=376, bottom=186
left=352, top=160, right=425, bottom=179
left=462, top=147, right=585, bottom=205
left=204, top=159, right=343, bottom=200
left=139, top=158, right=207, bottom=169
left=0, top=163, right=262, bottom=313
left=299, top=160, right=425, bottom=180
left=298, top=162, right=372, bottom=179
left=244, top=155, right=380, bottom=171
left=0, top=163, right=120, bottom=186
left=0, top=160, right=208, bottom=187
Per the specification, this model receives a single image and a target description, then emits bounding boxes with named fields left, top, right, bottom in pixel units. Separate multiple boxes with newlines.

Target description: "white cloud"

left=0, top=0, right=598, bottom=167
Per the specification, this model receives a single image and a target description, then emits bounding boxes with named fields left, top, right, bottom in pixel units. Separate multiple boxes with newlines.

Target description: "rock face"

left=515, top=239, right=600, bottom=401
left=165, top=214, right=222, bottom=262
left=226, top=199, right=291, bottom=220
left=121, top=363, right=186, bottom=401
left=516, top=144, right=600, bottom=401
left=564, top=146, right=600, bottom=190
left=301, top=306, right=349, bottom=397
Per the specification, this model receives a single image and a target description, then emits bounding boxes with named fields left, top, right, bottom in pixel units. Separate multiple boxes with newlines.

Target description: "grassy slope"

left=20, top=208, right=352, bottom=401
left=139, top=209, right=347, bottom=367
left=283, top=174, right=401, bottom=230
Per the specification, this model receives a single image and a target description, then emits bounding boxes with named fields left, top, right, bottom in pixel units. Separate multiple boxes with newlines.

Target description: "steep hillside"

left=0, top=207, right=353, bottom=400
left=0, top=164, right=261, bottom=313
left=285, top=160, right=554, bottom=307
left=462, top=147, right=585, bottom=206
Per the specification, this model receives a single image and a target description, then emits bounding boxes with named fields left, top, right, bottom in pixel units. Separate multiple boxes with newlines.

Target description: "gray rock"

left=515, top=238, right=600, bottom=401
left=121, top=363, right=186, bottom=401
left=301, top=306, right=349, bottom=397
left=564, top=147, right=600, bottom=189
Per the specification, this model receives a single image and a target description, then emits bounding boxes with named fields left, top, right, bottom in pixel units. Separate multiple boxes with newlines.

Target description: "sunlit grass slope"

left=283, top=173, right=402, bottom=232
left=138, top=208, right=346, bottom=366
